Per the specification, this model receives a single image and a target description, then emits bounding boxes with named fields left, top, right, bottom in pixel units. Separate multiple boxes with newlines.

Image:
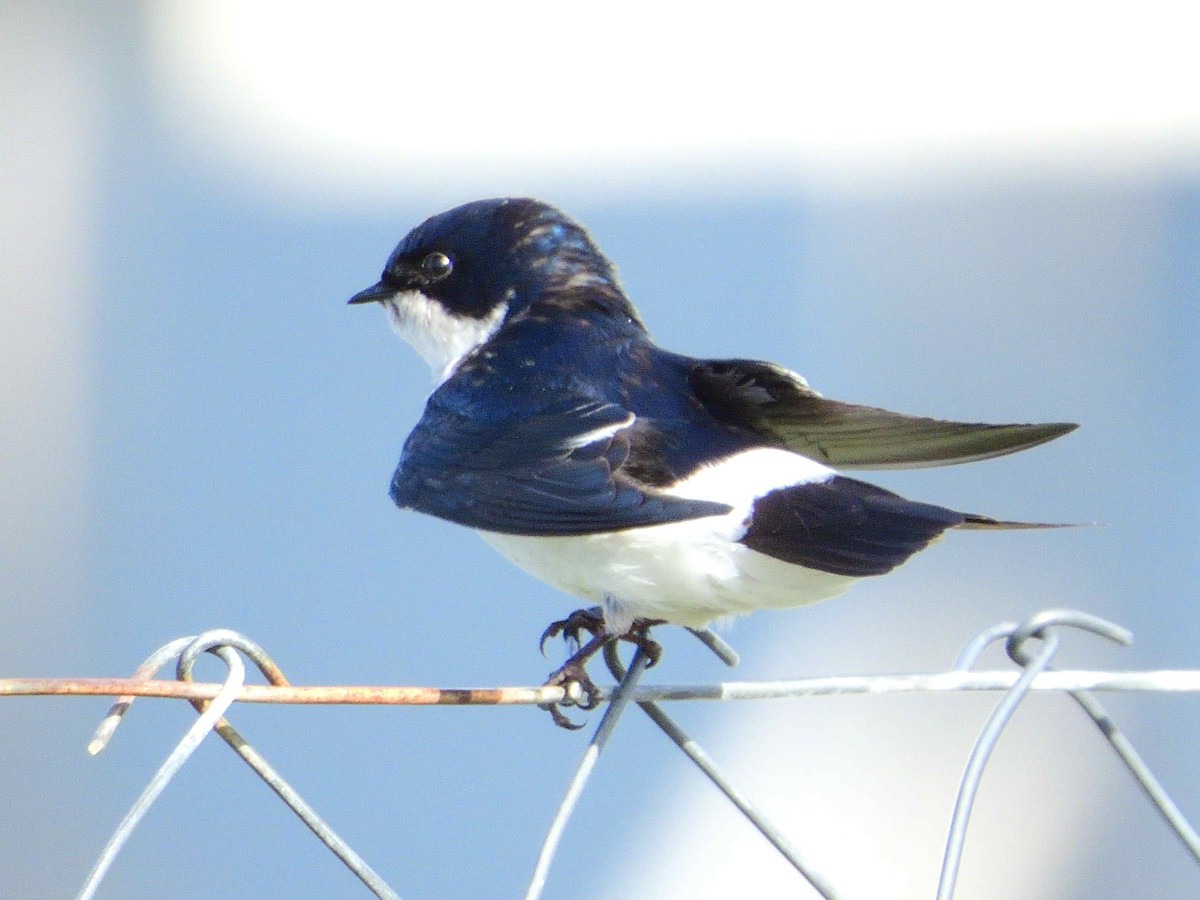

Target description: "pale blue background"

left=2, top=4, right=1197, bottom=899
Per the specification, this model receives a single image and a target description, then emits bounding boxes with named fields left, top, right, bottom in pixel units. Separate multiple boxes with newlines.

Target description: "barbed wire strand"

left=523, top=647, right=653, bottom=900
left=602, top=640, right=841, bottom=900
left=80, top=630, right=402, bottom=900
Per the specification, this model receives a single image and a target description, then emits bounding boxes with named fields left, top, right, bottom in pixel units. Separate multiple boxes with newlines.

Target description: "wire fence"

left=2, top=608, right=1198, bottom=899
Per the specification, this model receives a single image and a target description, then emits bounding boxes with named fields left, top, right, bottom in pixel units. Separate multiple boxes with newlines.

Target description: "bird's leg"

left=539, top=608, right=665, bottom=729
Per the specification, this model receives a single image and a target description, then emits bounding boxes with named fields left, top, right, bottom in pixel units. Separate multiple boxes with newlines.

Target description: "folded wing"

left=690, top=358, right=1077, bottom=469
left=391, top=397, right=731, bottom=535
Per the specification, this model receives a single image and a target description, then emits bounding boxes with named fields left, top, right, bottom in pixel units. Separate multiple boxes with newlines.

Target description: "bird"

left=348, top=197, right=1075, bottom=724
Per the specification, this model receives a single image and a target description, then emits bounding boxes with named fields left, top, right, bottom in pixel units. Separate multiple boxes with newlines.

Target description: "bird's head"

left=349, top=198, right=630, bottom=382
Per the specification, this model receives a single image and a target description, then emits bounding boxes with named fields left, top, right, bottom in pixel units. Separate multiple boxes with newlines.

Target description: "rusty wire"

left=6, top=668, right=1198, bottom=706
left=1, top=609, right=1196, bottom=899
left=75, top=639, right=245, bottom=900
left=77, top=629, right=401, bottom=900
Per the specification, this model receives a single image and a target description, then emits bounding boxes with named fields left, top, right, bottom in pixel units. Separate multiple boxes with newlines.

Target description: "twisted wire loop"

left=937, top=610, right=1200, bottom=900
left=77, top=639, right=247, bottom=900
left=79, top=630, right=401, bottom=900
left=1005, top=613, right=1200, bottom=861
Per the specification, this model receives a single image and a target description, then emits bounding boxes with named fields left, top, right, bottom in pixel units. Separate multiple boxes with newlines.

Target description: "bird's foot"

left=539, top=610, right=665, bottom=729
left=541, top=635, right=607, bottom=730
left=539, top=606, right=606, bottom=655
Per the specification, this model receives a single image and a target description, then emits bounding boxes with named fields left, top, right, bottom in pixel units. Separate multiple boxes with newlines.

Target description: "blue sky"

left=2, top=4, right=1198, bottom=899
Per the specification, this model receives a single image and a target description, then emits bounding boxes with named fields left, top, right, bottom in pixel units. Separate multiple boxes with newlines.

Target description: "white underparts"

left=478, top=447, right=858, bottom=631
left=384, top=290, right=508, bottom=383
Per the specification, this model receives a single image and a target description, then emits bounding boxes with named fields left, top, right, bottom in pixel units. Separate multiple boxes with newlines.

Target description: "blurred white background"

left=2, top=2, right=1197, bottom=898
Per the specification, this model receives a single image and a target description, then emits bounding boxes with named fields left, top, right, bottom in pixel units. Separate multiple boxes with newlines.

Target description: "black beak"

left=347, top=281, right=393, bottom=305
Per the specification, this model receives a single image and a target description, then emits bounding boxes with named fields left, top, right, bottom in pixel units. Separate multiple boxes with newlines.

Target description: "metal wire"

left=938, top=610, right=1197, bottom=899
left=2, top=608, right=1193, bottom=898
left=80, top=630, right=401, bottom=900
left=176, top=631, right=401, bottom=900
left=603, top=639, right=842, bottom=900
left=7, top=669, right=1198, bottom=706
left=523, top=648, right=653, bottom=900
left=686, top=625, right=741, bottom=667
left=88, top=636, right=197, bottom=754
left=1066, top=684, right=1200, bottom=859
left=76, top=641, right=247, bottom=900
left=938, top=617, right=1068, bottom=898
left=1007, top=613, right=1200, bottom=862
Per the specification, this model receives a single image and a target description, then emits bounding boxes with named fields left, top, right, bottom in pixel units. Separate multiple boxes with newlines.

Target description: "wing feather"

left=690, top=359, right=1076, bottom=469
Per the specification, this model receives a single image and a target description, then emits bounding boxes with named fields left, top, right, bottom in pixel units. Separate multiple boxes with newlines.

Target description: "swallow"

left=349, top=198, right=1075, bottom=724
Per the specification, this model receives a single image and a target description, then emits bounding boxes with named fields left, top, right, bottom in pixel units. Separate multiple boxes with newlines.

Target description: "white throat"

left=384, top=290, right=508, bottom=383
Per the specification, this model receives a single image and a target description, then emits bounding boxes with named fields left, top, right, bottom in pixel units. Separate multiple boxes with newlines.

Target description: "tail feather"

left=956, top=513, right=1088, bottom=530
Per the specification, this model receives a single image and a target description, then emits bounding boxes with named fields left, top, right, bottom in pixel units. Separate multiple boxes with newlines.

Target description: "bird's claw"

left=538, top=610, right=666, bottom=729
left=540, top=617, right=609, bottom=729
left=540, top=660, right=603, bottom=729
left=539, top=606, right=606, bottom=656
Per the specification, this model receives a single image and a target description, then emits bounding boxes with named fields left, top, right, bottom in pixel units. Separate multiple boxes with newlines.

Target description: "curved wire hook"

left=176, top=630, right=402, bottom=900
left=1005, top=610, right=1200, bottom=863
left=78, top=643, right=246, bottom=900
left=953, top=621, right=1019, bottom=672
left=82, top=631, right=401, bottom=900
left=176, top=629, right=290, bottom=688
left=1005, top=608, right=1133, bottom=667
left=939, top=609, right=1147, bottom=900
left=88, top=636, right=197, bottom=755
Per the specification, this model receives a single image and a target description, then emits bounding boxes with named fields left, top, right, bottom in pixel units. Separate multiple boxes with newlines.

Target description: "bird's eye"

left=421, top=252, right=453, bottom=279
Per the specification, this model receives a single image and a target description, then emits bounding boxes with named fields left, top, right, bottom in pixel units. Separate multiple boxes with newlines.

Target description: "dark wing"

left=690, top=359, right=1077, bottom=469
left=740, top=475, right=966, bottom=576
left=390, top=398, right=731, bottom=535
left=740, top=475, right=1075, bottom=577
